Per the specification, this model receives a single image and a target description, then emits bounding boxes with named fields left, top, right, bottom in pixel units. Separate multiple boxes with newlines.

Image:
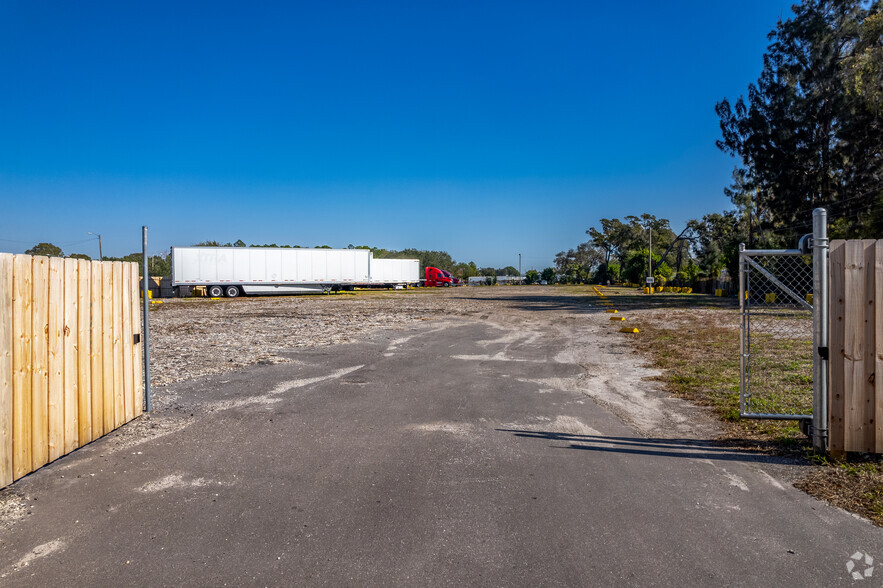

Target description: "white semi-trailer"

left=369, top=258, right=420, bottom=288
left=170, top=246, right=419, bottom=297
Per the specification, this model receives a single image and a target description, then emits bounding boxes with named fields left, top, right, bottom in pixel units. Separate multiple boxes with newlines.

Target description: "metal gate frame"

left=738, top=208, right=829, bottom=451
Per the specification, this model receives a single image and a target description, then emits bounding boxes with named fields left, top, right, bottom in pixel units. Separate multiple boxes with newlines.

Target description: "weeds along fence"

left=0, top=253, right=144, bottom=488
left=829, top=240, right=883, bottom=454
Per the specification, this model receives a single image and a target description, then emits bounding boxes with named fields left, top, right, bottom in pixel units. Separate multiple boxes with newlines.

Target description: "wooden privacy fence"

left=829, top=239, right=883, bottom=454
left=0, top=254, right=144, bottom=488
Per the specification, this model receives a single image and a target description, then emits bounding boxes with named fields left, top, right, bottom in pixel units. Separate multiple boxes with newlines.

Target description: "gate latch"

left=817, top=346, right=828, bottom=360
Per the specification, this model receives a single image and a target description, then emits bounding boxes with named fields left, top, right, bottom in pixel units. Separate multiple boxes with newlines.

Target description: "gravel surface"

left=148, top=286, right=721, bottom=440
left=148, top=289, right=498, bottom=386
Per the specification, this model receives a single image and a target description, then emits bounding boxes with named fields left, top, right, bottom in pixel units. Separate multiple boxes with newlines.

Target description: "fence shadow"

left=495, top=428, right=805, bottom=466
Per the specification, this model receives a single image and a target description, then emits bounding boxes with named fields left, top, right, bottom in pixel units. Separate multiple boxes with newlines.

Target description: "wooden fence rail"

left=0, top=253, right=143, bottom=488
left=829, top=239, right=883, bottom=454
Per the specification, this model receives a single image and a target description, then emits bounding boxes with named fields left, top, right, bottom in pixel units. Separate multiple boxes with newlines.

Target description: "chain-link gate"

left=738, top=209, right=829, bottom=451
left=739, top=249, right=815, bottom=421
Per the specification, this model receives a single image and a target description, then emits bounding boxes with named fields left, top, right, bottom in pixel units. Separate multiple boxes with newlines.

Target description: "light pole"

left=648, top=224, right=652, bottom=280
left=88, top=232, right=103, bottom=261
left=518, top=253, right=521, bottom=282
left=646, top=222, right=653, bottom=294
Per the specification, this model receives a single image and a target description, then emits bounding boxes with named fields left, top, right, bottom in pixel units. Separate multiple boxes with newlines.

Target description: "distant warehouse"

left=468, top=276, right=525, bottom=286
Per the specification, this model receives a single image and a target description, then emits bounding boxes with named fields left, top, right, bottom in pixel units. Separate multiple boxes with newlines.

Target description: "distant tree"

left=654, top=261, right=674, bottom=286
left=679, top=260, right=701, bottom=285
left=148, top=254, right=172, bottom=276
left=67, top=253, right=91, bottom=261
left=540, top=267, right=556, bottom=283
left=622, top=249, right=663, bottom=285
left=233, top=239, right=247, bottom=247
left=314, top=245, right=332, bottom=249
left=453, top=261, right=479, bottom=279
left=497, top=266, right=520, bottom=277
left=525, top=269, right=540, bottom=284
left=693, top=211, right=747, bottom=280
left=25, top=242, right=63, bottom=257
left=193, top=240, right=228, bottom=247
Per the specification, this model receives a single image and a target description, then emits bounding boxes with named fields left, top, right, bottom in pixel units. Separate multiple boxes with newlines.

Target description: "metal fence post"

left=142, top=226, right=151, bottom=412
left=811, top=208, right=828, bottom=452
left=738, top=243, right=747, bottom=417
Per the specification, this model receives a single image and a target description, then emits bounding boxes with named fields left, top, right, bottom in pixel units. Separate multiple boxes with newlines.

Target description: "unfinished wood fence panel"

left=0, top=254, right=143, bottom=487
left=0, top=254, right=13, bottom=488
left=101, top=265, right=114, bottom=433
left=31, top=256, right=49, bottom=470
left=63, top=258, right=77, bottom=454
left=829, top=239, right=883, bottom=453
left=90, top=261, right=103, bottom=439
left=12, top=254, right=32, bottom=480
left=77, top=258, right=91, bottom=446
left=130, top=263, right=144, bottom=419
left=112, top=261, right=124, bottom=430
left=48, top=257, right=63, bottom=461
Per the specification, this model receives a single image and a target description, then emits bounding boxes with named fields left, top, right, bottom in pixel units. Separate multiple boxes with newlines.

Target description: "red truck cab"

left=424, top=266, right=454, bottom=287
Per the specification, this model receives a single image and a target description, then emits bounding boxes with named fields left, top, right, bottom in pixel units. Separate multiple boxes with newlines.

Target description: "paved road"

left=0, top=316, right=880, bottom=586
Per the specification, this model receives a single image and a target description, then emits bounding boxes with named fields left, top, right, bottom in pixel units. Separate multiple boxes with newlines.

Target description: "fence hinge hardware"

left=817, top=346, right=828, bottom=360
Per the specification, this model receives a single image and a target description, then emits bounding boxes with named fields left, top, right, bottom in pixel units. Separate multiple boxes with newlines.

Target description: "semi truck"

left=424, top=266, right=455, bottom=287
left=170, top=246, right=420, bottom=297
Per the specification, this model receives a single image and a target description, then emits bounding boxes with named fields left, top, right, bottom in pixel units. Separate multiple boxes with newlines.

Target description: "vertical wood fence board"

left=0, top=254, right=13, bottom=487
left=112, top=262, right=124, bottom=429
left=90, top=261, right=104, bottom=439
left=11, top=255, right=32, bottom=480
left=131, top=264, right=144, bottom=416
left=62, top=259, right=78, bottom=453
left=30, top=256, right=49, bottom=469
left=862, top=240, right=876, bottom=453
left=829, top=240, right=846, bottom=453
left=77, top=259, right=91, bottom=445
left=875, top=242, right=883, bottom=453
left=843, top=241, right=868, bottom=451
left=121, top=265, right=134, bottom=422
left=47, top=258, right=64, bottom=461
left=101, top=265, right=114, bottom=433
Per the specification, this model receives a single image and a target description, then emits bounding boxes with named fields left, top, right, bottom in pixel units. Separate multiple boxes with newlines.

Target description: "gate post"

left=811, top=208, right=828, bottom=452
left=738, top=243, right=747, bottom=417
left=142, top=226, right=151, bottom=412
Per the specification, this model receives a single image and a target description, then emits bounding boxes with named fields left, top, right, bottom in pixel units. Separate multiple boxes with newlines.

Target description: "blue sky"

left=0, top=1, right=797, bottom=270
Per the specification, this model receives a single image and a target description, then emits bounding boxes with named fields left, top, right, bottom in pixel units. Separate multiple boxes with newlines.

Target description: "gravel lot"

left=148, top=289, right=500, bottom=386
left=148, top=285, right=720, bottom=440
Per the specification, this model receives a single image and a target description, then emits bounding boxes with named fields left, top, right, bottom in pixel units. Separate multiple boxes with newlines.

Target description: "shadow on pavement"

left=458, top=290, right=739, bottom=316
left=496, top=428, right=805, bottom=466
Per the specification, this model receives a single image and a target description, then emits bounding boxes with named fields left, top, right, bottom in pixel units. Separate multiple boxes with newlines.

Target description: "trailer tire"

left=208, top=285, right=224, bottom=298
left=225, top=285, right=240, bottom=298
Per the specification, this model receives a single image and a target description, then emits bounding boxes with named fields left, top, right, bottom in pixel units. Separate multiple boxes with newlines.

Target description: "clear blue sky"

left=0, top=0, right=796, bottom=270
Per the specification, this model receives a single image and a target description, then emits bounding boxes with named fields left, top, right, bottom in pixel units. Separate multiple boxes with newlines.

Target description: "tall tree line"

left=716, top=0, right=882, bottom=242
left=571, top=1, right=881, bottom=288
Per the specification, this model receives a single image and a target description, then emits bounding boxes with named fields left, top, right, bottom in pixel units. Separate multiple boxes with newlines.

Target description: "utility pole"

left=645, top=222, right=653, bottom=294
left=518, top=253, right=521, bottom=280
left=88, top=232, right=103, bottom=261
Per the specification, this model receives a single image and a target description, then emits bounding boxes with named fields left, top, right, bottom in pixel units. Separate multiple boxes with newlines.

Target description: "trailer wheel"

left=208, top=285, right=224, bottom=298
left=225, top=285, right=240, bottom=298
